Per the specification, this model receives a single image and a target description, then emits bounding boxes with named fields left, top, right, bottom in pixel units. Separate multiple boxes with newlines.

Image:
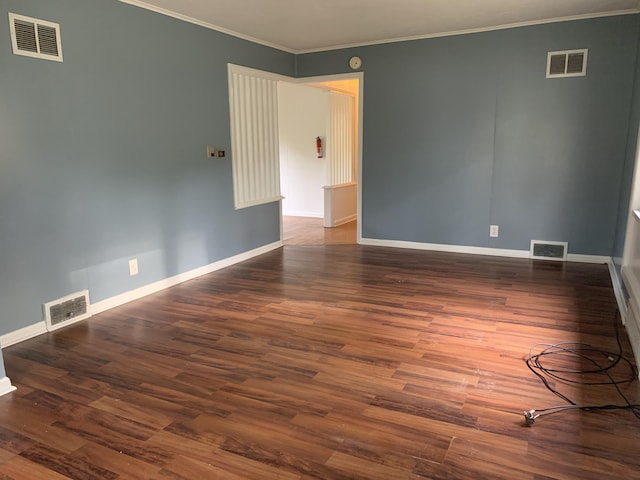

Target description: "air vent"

left=8, top=12, right=63, bottom=62
left=43, top=290, right=91, bottom=332
left=546, top=49, right=587, bottom=78
left=530, top=240, right=568, bottom=261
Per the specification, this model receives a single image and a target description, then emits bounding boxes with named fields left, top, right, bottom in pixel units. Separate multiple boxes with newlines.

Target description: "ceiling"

left=122, top=0, right=640, bottom=53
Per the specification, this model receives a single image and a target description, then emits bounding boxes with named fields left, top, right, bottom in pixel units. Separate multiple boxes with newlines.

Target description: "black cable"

left=523, top=312, right=640, bottom=425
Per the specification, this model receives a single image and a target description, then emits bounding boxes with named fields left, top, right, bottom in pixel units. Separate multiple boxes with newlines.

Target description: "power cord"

left=523, top=313, right=640, bottom=425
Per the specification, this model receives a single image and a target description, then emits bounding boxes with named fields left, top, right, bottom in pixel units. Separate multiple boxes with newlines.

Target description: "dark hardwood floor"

left=0, top=245, right=638, bottom=479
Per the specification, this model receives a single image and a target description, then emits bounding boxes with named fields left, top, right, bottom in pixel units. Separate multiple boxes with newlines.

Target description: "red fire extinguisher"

left=316, top=136, right=323, bottom=158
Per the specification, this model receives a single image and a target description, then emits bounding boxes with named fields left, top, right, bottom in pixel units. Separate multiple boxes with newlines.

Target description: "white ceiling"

left=122, top=0, right=640, bottom=53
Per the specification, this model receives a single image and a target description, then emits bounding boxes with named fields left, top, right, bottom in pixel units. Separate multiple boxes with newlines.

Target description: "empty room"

left=1, top=0, right=640, bottom=478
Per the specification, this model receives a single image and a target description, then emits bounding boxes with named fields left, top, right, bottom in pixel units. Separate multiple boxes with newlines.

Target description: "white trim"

left=625, top=296, right=640, bottom=379
left=332, top=213, right=357, bottom=227
left=0, top=377, right=16, bottom=397
left=0, top=322, right=47, bottom=347
left=360, top=238, right=530, bottom=258
left=0, top=242, right=282, bottom=347
left=360, top=237, right=611, bottom=264
left=92, top=241, right=282, bottom=314
left=118, top=0, right=295, bottom=53
left=295, top=11, right=638, bottom=54
left=118, top=1, right=638, bottom=54
left=546, top=49, right=588, bottom=78
left=565, top=254, right=609, bottom=264
left=608, top=258, right=628, bottom=323
left=323, top=182, right=357, bottom=191
left=283, top=212, right=324, bottom=219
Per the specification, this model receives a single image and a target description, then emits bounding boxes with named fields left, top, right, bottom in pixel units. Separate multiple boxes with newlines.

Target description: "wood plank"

left=0, top=245, right=637, bottom=479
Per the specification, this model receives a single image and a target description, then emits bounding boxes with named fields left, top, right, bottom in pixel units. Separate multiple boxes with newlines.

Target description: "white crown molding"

left=296, top=10, right=640, bottom=54
left=119, top=0, right=295, bottom=53
left=119, top=2, right=639, bottom=54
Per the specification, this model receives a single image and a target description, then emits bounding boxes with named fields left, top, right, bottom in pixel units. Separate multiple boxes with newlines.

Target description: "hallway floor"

left=282, top=216, right=356, bottom=245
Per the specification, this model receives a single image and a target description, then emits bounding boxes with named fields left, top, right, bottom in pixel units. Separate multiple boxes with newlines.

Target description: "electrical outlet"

left=490, top=225, right=499, bottom=238
left=206, top=145, right=216, bottom=158
left=128, top=258, right=139, bottom=276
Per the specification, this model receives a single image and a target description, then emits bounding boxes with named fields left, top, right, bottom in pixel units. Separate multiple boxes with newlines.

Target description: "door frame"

left=290, top=72, right=364, bottom=244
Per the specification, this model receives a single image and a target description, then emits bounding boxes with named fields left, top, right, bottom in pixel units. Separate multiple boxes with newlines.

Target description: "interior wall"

left=278, top=82, right=329, bottom=217
left=0, top=0, right=294, bottom=336
left=297, top=15, right=640, bottom=255
left=613, top=23, right=640, bottom=281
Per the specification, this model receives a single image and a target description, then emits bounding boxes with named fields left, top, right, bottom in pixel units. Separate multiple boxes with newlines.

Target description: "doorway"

left=278, top=73, right=363, bottom=245
left=227, top=65, right=363, bottom=246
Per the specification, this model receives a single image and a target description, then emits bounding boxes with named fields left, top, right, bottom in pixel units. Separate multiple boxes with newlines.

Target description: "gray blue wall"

left=298, top=16, right=640, bottom=255
left=0, top=0, right=293, bottom=337
left=2, top=2, right=640, bottom=379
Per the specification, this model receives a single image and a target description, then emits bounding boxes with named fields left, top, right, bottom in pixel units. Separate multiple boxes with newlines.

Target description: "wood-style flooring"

left=283, top=216, right=356, bottom=245
left=0, top=245, right=639, bottom=479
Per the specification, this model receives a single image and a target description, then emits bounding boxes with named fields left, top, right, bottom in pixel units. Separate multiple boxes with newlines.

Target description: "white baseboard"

left=566, top=254, right=610, bottom=264
left=331, top=214, right=357, bottom=228
left=0, top=241, right=283, bottom=347
left=282, top=211, right=323, bottom=218
left=0, top=322, right=47, bottom=348
left=360, top=238, right=612, bottom=265
left=0, top=377, right=16, bottom=397
left=92, top=241, right=282, bottom=314
left=625, top=298, right=640, bottom=379
left=608, top=259, right=628, bottom=322
left=359, top=238, right=530, bottom=258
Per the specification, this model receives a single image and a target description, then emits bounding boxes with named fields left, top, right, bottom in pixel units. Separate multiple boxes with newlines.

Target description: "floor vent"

left=43, top=290, right=91, bottom=332
left=530, top=240, right=568, bottom=261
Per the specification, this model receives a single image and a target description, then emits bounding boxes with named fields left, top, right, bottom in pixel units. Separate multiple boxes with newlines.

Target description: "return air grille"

left=8, top=12, right=63, bottom=62
left=43, top=290, right=91, bottom=332
left=530, top=240, right=568, bottom=261
left=546, top=49, right=587, bottom=78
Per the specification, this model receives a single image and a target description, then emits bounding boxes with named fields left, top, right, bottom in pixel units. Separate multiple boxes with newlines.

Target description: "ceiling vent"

left=546, top=49, right=587, bottom=78
left=8, top=12, right=63, bottom=62
left=530, top=240, right=568, bottom=261
left=43, top=290, right=91, bottom=332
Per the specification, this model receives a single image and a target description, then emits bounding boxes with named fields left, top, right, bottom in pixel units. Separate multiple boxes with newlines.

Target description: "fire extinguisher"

left=316, top=136, right=323, bottom=158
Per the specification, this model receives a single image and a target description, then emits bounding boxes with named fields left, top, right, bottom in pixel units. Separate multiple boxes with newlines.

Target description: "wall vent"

left=8, top=12, right=63, bottom=62
left=43, top=290, right=91, bottom=332
left=546, top=49, right=587, bottom=78
left=530, top=240, right=568, bottom=261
